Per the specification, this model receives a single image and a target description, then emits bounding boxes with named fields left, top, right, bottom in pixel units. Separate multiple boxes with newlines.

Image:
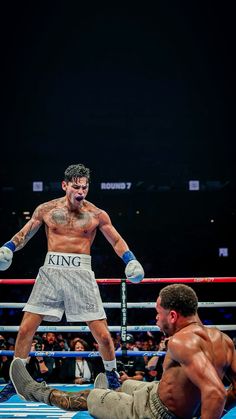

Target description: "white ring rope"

left=0, top=325, right=236, bottom=332
left=0, top=302, right=235, bottom=309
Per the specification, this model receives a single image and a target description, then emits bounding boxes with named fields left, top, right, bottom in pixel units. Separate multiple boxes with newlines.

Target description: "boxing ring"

left=0, top=277, right=236, bottom=418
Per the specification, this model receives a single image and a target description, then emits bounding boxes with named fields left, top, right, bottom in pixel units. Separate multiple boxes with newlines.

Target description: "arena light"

left=189, top=180, right=200, bottom=191
left=32, top=181, right=43, bottom=192
left=219, top=248, right=228, bottom=257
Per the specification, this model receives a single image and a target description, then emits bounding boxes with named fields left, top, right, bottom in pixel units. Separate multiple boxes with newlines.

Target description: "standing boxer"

left=0, top=163, right=144, bottom=401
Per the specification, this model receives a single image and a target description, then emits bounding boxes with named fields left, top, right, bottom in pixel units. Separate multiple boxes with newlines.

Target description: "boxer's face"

left=155, top=297, right=175, bottom=337
left=62, top=177, right=89, bottom=205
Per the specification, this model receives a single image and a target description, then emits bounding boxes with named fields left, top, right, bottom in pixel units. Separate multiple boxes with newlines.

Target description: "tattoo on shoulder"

left=95, top=208, right=103, bottom=218
left=85, top=200, right=103, bottom=218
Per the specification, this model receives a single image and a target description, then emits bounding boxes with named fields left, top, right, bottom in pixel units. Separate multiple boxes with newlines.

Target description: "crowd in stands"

left=0, top=332, right=168, bottom=385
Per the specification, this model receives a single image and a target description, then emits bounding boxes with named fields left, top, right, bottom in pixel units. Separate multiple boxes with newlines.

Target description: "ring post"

left=120, top=278, right=127, bottom=355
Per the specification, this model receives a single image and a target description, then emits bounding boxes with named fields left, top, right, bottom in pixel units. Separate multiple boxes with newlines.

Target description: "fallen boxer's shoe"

left=10, top=358, right=52, bottom=403
left=94, top=372, right=108, bottom=389
left=10, top=357, right=90, bottom=411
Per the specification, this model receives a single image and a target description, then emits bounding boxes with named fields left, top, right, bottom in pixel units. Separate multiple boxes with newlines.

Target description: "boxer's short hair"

left=159, top=284, right=198, bottom=317
left=64, top=164, right=90, bottom=182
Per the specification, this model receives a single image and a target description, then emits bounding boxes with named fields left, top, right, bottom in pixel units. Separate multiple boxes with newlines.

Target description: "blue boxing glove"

left=122, top=251, right=144, bottom=283
left=0, top=241, right=15, bottom=271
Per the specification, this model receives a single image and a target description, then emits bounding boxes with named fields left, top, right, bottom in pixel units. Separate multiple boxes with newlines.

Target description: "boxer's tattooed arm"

left=11, top=206, right=43, bottom=250
left=49, top=389, right=90, bottom=411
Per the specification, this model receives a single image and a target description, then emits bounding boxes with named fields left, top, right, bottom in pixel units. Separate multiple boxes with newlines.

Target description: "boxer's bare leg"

left=15, top=312, right=44, bottom=358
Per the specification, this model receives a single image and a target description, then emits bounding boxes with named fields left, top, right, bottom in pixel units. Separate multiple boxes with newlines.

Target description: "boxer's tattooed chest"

left=49, top=208, right=92, bottom=229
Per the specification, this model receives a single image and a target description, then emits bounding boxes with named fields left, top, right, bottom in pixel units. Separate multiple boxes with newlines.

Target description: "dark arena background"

left=0, top=3, right=235, bottom=279
left=0, top=3, right=235, bottom=418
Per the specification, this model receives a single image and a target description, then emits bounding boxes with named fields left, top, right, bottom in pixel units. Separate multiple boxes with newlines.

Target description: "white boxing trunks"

left=23, top=252, right=106, bottom=322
